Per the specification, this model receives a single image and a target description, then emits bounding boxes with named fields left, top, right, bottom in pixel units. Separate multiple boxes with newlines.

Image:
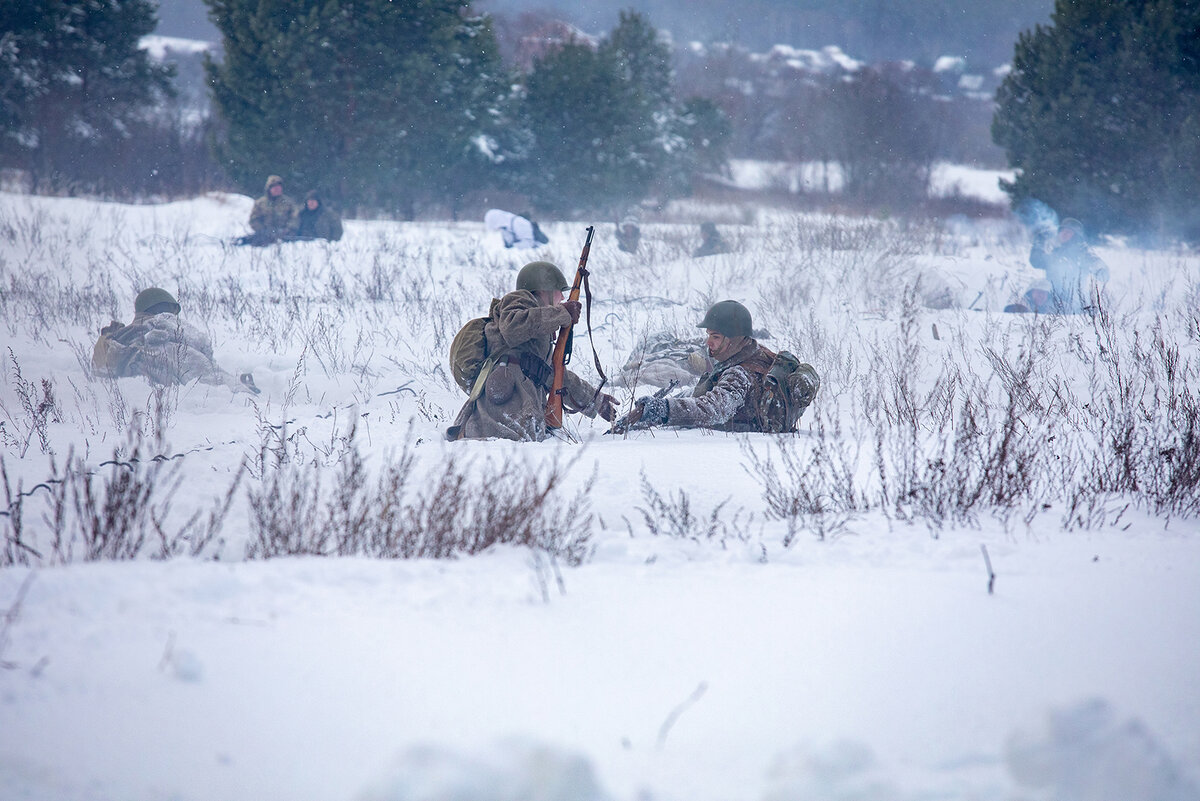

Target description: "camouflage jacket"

left=249, top=194, right=299, bottom=238
left=93, top=312, right=247, bottom=392
left=665, top=338, right=775, bottom=431
left=448, top=290, right=602, bottom=441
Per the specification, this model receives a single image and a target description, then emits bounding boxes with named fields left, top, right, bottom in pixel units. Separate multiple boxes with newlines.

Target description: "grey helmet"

left=697, top=300, right=752, bottom=338
left=516, top=261, right=569, bottom=292
left=134, top=287, right=181, bottom=315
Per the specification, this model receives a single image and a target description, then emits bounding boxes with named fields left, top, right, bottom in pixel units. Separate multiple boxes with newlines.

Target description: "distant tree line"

left=203, top=2, right=724, bottom=219
left=672, top=43, right=1004, bottom=205
left=6, top=0, right=1199, bottom=239
left=483, top=0, right=1054, bottom=68
left=0, top=0, right=221, bottom=197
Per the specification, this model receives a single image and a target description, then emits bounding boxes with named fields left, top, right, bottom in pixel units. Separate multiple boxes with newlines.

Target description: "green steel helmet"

left=697, top=300, right=753, bottom=338
left=134, top=287, right=181, bottom=315
left=516, top=261, right=569, bottom=292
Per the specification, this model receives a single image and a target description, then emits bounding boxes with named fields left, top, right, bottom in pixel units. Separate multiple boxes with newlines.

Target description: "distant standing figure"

left=93, top=287, right=260, bottom=395
left=295, top=190, right=343, bottom=241
left=241, top=174, right=298, bottom=246
left=616, top=216, right=641, bottom=254
left=485, top=208, right=549, bottom=249
left=693, top=221, right=730, bottom=257
left=1021, top=217, right=1110, bottom=313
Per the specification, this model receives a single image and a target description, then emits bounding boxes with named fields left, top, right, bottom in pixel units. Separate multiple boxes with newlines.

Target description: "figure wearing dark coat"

left=693, top=222, right=730, bottom=257
left=295, top=191, right=343, bottom=241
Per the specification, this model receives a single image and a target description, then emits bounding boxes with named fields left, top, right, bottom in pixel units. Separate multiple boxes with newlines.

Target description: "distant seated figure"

left=616, top=216, right=641, bottom=254
left=1019, top=217, right=1109, bottom=313
left=693, top=221, right=730, bottom=257
left=484, top=208, right=549, bottom=249
left=239, top=174, right=298, bottom=246
left=93, top=287, right=260, bottom=395
left=295, top=189, right=343, bottom=242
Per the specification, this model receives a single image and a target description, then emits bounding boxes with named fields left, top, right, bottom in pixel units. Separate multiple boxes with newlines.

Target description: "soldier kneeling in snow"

left=446, top=261, right=617, bottom=441
left=93, top=287, right=260, bottom=395
left=621, top=301, right=818, bottom=434
left=1007, top=217, right=1110, bottom=314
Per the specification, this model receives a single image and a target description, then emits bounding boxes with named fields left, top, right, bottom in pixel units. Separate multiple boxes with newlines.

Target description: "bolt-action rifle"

left=545, top=225, right=605, bottom=429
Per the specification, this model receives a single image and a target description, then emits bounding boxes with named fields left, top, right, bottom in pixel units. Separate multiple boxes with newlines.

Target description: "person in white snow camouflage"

left=92, top=287, right=260, bottom=395
left=484, top=209, right=549, bottom=249
left=625, top=300, right=816, bottom=432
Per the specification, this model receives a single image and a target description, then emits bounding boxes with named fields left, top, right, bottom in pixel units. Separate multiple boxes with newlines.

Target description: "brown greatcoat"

left=665, top=338, right=775, bottom=431
left=447, top=290, right=603, bottom=441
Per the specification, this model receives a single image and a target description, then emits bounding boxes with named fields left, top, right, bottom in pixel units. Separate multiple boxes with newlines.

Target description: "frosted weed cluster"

left=1, top=197, right=1199, bottom=565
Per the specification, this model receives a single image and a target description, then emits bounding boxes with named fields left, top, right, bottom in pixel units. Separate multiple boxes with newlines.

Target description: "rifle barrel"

left=545, top=226, right=595, bottom=429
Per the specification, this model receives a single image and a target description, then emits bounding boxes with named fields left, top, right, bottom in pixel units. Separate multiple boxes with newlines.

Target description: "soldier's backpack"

left=449, top=316, right=491, bottom=393
left=756, top=350, right=820, bottom=433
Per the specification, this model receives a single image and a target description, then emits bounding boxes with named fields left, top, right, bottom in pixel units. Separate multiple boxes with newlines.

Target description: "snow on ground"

left=139, top=35, right=213, bottom=59
left=0, top=188, right=1198, bottom=801
left=727, top=159, right=1012, bottom=204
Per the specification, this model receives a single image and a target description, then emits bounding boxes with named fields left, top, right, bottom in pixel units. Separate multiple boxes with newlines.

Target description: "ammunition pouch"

left=517, top=352, right=553, bottom=390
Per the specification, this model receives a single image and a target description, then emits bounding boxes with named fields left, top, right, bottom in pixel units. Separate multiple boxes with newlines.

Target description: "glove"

left=561, top=300, right=582, bottom=325
left=635, top=395, right=669, bottom=426
left=595, top=392, right=619, bottom=422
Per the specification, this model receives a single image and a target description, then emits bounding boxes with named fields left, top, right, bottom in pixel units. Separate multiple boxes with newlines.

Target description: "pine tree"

left=992, top=0, right=1200, bottom=240
left=520, top=40, right=645, bottom=215
left=204, top=0, right=509, bottom=215
left=518, top=11, right=724, bottom=216
left=0, top=0, right=172, bottom=193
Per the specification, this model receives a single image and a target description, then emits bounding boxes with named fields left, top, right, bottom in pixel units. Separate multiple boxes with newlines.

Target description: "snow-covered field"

left=727, top=160, right=1013, bottom=205
left=1, top=189, right=1198, bottom=801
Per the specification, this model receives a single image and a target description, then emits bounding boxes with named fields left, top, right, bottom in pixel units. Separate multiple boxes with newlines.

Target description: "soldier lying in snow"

left=92, top=287, right=260, bottom=395
left=618, top=331, right=712, bottom=389
left=619, top=301, right=818, bottom=434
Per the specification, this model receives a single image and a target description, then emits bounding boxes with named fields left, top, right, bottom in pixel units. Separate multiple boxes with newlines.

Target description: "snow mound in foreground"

left=1006, top=698, right=1197, bottom=801
left=358, top=739, right=612, bottom=801
left=764, top=739, right=902, bottom=801
left=354, top=699, right=1196, bottom=801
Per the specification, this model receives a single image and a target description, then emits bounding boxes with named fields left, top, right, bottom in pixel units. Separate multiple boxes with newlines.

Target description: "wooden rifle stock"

left=545, top=225, right=594, bottom=429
